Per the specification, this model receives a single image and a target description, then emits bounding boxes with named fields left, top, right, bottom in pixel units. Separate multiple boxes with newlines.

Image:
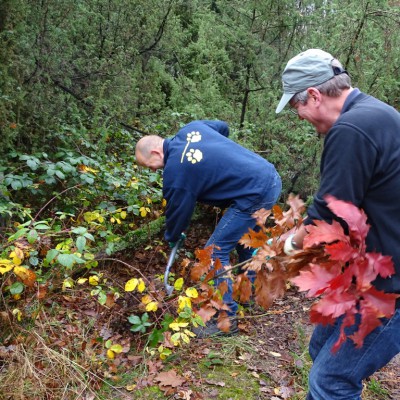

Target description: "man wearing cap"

left=276, top=49, right=400, bottom=399
left=135, top=120, right=281, bottom=337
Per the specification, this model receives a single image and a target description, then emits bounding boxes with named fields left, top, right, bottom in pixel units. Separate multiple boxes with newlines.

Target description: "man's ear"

left=150, top=149, right=163, bottom=157
left=307, top=87, right=321, bottom=103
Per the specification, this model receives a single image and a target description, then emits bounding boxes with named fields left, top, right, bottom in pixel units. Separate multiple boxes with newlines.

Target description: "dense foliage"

left=1, top=0, right=399, bottom=201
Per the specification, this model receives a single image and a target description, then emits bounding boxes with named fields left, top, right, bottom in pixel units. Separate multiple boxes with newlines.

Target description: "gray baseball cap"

left=275, top=49, right=336, bottom=113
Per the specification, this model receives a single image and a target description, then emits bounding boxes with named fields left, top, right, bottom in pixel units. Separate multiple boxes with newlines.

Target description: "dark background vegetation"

left=2, top=0, right=399, bottom=206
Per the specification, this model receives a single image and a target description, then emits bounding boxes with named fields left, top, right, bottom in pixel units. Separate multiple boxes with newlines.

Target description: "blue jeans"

left=307, top=308, right=400, bottom=400
left=205, top=172, right=281, bottom=316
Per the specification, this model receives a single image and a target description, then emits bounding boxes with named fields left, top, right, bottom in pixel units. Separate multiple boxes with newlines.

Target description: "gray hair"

left=292, top=59, right=352, bottom=105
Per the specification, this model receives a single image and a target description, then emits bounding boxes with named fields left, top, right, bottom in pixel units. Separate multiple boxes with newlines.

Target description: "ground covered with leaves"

left=1, top=210, right=399, bottom=400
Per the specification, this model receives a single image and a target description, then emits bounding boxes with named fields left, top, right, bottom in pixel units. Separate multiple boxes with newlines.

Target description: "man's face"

left=290, top=93, right=333, bottom=135
left=137, top=152, right=164, bottom=172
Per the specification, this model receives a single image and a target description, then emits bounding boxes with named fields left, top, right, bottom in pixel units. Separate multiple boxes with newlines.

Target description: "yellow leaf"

left=181, top=332, right=190, bottom=344
left=10, top=251, right=23, bottom=266
left=162, top=199, right=167, bottom=207
left=169, top=321, right=189, bottom=331
left=170, top=333, right=180, bottom=346
left=141, top=295, right=152, bottom=304
left=126, top=384, right=137, bottom=391
left=178, top=296, right=192, bottom=312
left=0, top=259, right=14, bottom=274
left=14, top=266, right=36, bottom=287
left=13, top=294, right=21, bottom=300
left=137, top=278, right=146, bottom=293
left=146, top=197, right=152, bottom=204
left=62, top=278, right=74, bottom=291
left=107, top=349, right=115, bottom=359
left=89, top=275, right=100, bottom=285
left=174, top=277, right=184, bottom=290
left=98, top=216, right=104, bottom=223
left=12, top=308, right=22, bottom=321
left=77, top=278, right=88, bottom=285
left=14, top=248, right=24, bottom=260
left=120, top=211, right=127, bottom=219
left=110, top=217, right=115, bottom=223
left=184, top=329, right=196, bottom=338
left=185, top=287, right=198, bottom=298
left=145, top=301, right=158, bottom=312
left=110, top=344, right=123, bottom=354
left=139, top=207, right=148, bottom=217
left=125, top=278, right=139, bottom=292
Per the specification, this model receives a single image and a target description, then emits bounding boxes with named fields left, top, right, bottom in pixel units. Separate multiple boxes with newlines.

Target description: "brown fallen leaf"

left=154, top=369, right=185, bottom=388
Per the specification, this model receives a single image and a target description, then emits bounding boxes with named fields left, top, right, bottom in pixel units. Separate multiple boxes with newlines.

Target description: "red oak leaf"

left=290, top=263, right=338, bottom=297
left=348, top=303, right=382, bottom=349
left=325, top=241, right=358, bottom=262
left=325, top=195, right=370, bottom=244
left=331, top=311, right=356, bottom=353
left=303, top=219, right=348, bottom=248
left=366, top=252, right=395, bottom=279
left=362, top=286, right=398, bottom=317
left=312, top=291, right=357, bottom=319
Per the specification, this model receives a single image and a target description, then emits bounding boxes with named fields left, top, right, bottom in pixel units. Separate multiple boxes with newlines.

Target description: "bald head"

left=135, top=135, right=165, bottom=171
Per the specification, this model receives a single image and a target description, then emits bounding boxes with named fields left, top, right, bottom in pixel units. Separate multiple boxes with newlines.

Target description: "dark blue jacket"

left=162, top=120, right=278, bottom=242
left=305, top=89, right=400, bottom=294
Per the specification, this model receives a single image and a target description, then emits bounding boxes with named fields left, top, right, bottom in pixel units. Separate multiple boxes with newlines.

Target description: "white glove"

left=284, top=234, right=300, bottom=256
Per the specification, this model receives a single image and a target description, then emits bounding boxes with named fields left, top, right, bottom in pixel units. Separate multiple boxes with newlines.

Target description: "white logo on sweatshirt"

left=181, top=131, right=203, bottom=163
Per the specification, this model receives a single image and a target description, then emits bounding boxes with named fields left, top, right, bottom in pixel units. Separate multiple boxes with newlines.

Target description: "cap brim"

left=275, top=92, right=295, bottom=114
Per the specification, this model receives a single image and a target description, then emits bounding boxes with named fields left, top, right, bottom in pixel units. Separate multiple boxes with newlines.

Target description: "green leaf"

left=72, top=227, right=87, bottom=235
left=76, top=236, right=86, bottom=253
left=27, top=229, right=38, bottom=244
left=45, top=249, right=59, bottom=263
left=10, top=282, right=24, bottom=295
left=148, top=329, right=164, bottom=347
left=11, top=180, right=22, bottom=190
left=29, top=256, right=39, bottom=266
left=8, top=228, right=29, bottom=242
left=84, top=232, right=95, bottom=241
left=33, top=224, right=50, bottom=230
left=57, top=253, right=76, bottom=268
left=128, top=315, right=141, bottom=325
left=98, top=292, right=107, bottom=305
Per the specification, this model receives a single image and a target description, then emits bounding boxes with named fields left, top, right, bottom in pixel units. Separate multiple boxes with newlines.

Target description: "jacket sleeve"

left=306, top=122, right=377, bottom=225
left=202, top=120, right=230, bottom=137
left=163, top=187, right=197, bottom=242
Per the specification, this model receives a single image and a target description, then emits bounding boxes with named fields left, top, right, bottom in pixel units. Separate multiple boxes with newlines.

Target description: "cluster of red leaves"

left=234, top=194, right=398, bottom=352
left=292, top=195, right=398, bottom=352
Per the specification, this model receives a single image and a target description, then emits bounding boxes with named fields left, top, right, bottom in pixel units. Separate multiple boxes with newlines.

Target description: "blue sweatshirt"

left=162, top=120, right=278, bottom=242
left=305, top=89, right=400, bottom=294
